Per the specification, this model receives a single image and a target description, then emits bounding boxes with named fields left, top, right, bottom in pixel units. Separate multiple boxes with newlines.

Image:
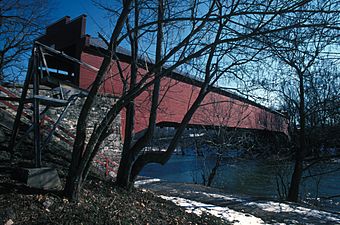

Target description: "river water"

left=140, top=154, right=340, bottom=212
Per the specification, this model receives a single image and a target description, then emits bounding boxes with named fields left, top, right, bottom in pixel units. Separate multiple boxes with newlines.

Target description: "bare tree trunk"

left=64, top=0, right=133, bottom=201
left=287, top=70, right=306, bottom=202
left=116, top=152, right=136, bottom=189
left=0, top=51, right=4, bottom=81
left=207, top=154, right=222, bottom=187
left=116, top=0, right=163, bottom=189
left=116, top=0, right=139, bottom=188
left=129, top=87, right=209, bottom=183
left=126, top=1, right=223, bottom=187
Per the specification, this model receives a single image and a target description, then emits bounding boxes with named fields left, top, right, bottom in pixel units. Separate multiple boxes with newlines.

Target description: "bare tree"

left=114, top=0, right=330, bottom=189
left=0, top=0, right=52, bottom=81
left=191, top=96, right=252, bottom=187
left=63, top=0, right=339, bottom=201
left=255, top=0, right=340, bottom=202
left=64, top=0, right=220, bottom=200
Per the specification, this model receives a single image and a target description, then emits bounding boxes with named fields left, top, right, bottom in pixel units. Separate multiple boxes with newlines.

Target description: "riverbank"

left=1, top=167, right=339, bottom=225
left=140, top=154, right=340, bottom=212
left=0, top=170, right=227, bottom=225
left=136, top=178, right=340, bottom=224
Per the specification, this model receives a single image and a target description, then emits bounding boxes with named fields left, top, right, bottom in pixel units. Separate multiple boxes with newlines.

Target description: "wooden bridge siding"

left=36, top=15, right=288, bottom=138
left=80, top=52, right=288, bottom=137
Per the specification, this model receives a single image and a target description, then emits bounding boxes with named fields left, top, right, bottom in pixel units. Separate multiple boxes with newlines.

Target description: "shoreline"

left=135, top=177, right=340, bottom=224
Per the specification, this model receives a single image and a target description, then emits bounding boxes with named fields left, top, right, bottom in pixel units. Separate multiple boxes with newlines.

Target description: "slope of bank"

left=0, top=169, right=227, bottom=225
left=0, top=106, right=226, bottom=225
left=136, top=178, right=340, bottom=225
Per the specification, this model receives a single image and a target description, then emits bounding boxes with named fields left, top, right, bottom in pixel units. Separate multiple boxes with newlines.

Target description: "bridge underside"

left=155, top=121, right=287, bottom=134
left=136, top=122, right=289, bottom=159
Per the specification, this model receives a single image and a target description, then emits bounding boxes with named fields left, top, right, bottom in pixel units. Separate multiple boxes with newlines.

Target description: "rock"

left=0, top=150, right=10, bottom=161
left=15, top=167, right=62, bottom=190
left=1, top=207, right=16, bottom=223
left=4, top=219, right=14, bottom=225
left=43, top=199, right=53, bottom=209
left=0, top=129, right=7, bottom=143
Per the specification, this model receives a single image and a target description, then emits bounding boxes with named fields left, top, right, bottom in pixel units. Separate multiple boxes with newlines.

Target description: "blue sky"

left=8, top=0, right=112, bottom=82
left=52, top=0, right=112, bottom=37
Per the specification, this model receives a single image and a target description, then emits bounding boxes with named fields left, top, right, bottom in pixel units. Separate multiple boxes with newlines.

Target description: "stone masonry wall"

left=0, top=85, right=122, bottom=174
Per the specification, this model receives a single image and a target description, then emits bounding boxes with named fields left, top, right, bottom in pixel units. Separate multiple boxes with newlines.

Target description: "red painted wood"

left=37, top=15, right=288, bottom=141
left=80, top=52, right=288, bottom=138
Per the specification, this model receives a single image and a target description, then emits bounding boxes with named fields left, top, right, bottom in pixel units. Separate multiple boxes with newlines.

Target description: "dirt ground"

left=0, top=166, right=229, bottom=225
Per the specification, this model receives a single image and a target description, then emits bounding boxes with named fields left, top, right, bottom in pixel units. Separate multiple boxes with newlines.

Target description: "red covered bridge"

left=37, top=15, right=288, bottom=138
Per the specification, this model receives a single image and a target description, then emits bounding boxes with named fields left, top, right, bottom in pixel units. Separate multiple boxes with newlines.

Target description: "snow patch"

left=246, top=201, right=340, bottom=223
left=193, top=191, right=242, bottom=202
left=134, top=178, right=161, bottom=187
left=160, top=195, right=266, bottom=225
